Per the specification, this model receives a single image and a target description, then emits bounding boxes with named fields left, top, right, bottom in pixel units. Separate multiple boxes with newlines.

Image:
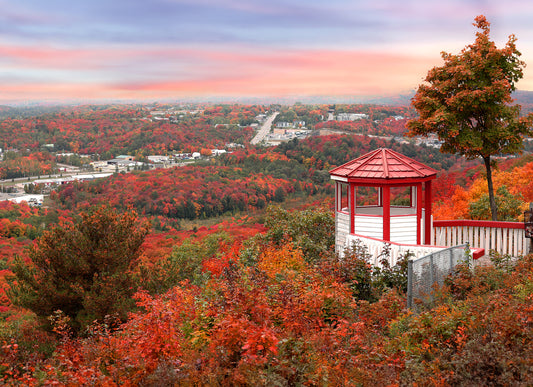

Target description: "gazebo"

left=329, top=148, right=437, bottom=252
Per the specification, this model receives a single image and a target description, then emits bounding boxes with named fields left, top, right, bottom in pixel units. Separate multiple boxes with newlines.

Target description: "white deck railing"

left=339, top=218, right=529, bottom=267
left=345, top=234, right=448, bottom=267
left=432, top=220, right=529, bottom=257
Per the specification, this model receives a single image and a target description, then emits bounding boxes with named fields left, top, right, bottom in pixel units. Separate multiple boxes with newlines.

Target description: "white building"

left=336, top=113, right=368, bottom=121
left=147, top=155, right=170, bottom=163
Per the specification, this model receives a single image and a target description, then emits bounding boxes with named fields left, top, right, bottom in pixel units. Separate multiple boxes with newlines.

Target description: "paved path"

left=251, top=112, right=279, bottom=145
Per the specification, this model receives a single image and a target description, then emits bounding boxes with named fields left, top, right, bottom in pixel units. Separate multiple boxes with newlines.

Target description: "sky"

left=1, top=0, right=533, bottom=104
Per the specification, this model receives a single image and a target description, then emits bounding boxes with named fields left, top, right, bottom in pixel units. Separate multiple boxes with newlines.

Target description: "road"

left=251, top=112, right=279, bottom=145
left=0, top=171, right=79, bottom=186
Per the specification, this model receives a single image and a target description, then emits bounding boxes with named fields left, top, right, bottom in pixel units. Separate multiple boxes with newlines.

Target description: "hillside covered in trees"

left=1, top=204, right=532, bottom=385
left=0, top=103, right=532, bottom=385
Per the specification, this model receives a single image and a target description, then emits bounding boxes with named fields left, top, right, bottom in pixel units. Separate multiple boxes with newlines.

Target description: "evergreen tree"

left=8, top=206, right=149, bottom=334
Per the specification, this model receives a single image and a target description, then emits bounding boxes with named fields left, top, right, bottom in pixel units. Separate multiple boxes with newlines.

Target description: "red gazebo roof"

left=329, top=148, right=437, bottom=183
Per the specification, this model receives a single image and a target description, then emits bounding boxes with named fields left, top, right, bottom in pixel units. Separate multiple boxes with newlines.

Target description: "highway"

left=250, top=112, right=279, bottom=145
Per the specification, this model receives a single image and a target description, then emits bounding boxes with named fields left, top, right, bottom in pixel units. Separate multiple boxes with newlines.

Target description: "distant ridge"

left=200, top=93, right=416, bottom=106
left=513, top=90, right=533, bottom=104
left=0, top=105, right=14, bottom=113
left=2, top=90, right=533, bottom=109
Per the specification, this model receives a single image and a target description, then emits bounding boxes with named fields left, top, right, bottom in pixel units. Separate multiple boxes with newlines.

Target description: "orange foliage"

left=434, top=160, right=533, bottom=220
left=258, top=243, right=307, bottom=279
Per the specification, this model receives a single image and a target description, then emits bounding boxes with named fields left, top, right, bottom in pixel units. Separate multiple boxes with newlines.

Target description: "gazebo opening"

left=337, top=184, right=416, bottom=214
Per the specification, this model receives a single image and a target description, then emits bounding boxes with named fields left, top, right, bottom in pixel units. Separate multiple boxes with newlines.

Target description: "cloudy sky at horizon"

left=1, top=0, right=533, bottom=104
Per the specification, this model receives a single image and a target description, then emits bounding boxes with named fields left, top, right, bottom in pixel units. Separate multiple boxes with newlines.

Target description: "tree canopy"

left=407, top=15, right=533, bottom=220
left=8, top=206, right=150, bottom=333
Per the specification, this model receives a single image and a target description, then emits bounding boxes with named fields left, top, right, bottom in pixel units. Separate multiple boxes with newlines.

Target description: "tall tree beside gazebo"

left=407, top=15, right=533, bottom=221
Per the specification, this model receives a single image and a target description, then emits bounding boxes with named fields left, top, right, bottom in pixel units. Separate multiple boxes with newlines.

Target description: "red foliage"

left=54, top=165, right=303, bottom=220
left=0, top=104, right=264, bottom=155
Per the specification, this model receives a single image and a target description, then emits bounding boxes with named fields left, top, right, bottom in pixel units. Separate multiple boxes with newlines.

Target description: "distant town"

left=0, top=103, right=476, bottom=208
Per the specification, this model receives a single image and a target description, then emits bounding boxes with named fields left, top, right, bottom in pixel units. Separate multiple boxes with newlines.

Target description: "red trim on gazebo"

left=330, top=148, right=438, bottom=182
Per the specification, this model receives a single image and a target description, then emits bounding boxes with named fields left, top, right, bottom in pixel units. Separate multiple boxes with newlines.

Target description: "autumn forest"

left=0, top=100, right=532, bottom=386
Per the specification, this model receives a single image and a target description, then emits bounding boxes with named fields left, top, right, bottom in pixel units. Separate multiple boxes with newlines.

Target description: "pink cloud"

left=111, top=49, right=438, bottom=97
left=5, top=42, right=531, bottom=102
